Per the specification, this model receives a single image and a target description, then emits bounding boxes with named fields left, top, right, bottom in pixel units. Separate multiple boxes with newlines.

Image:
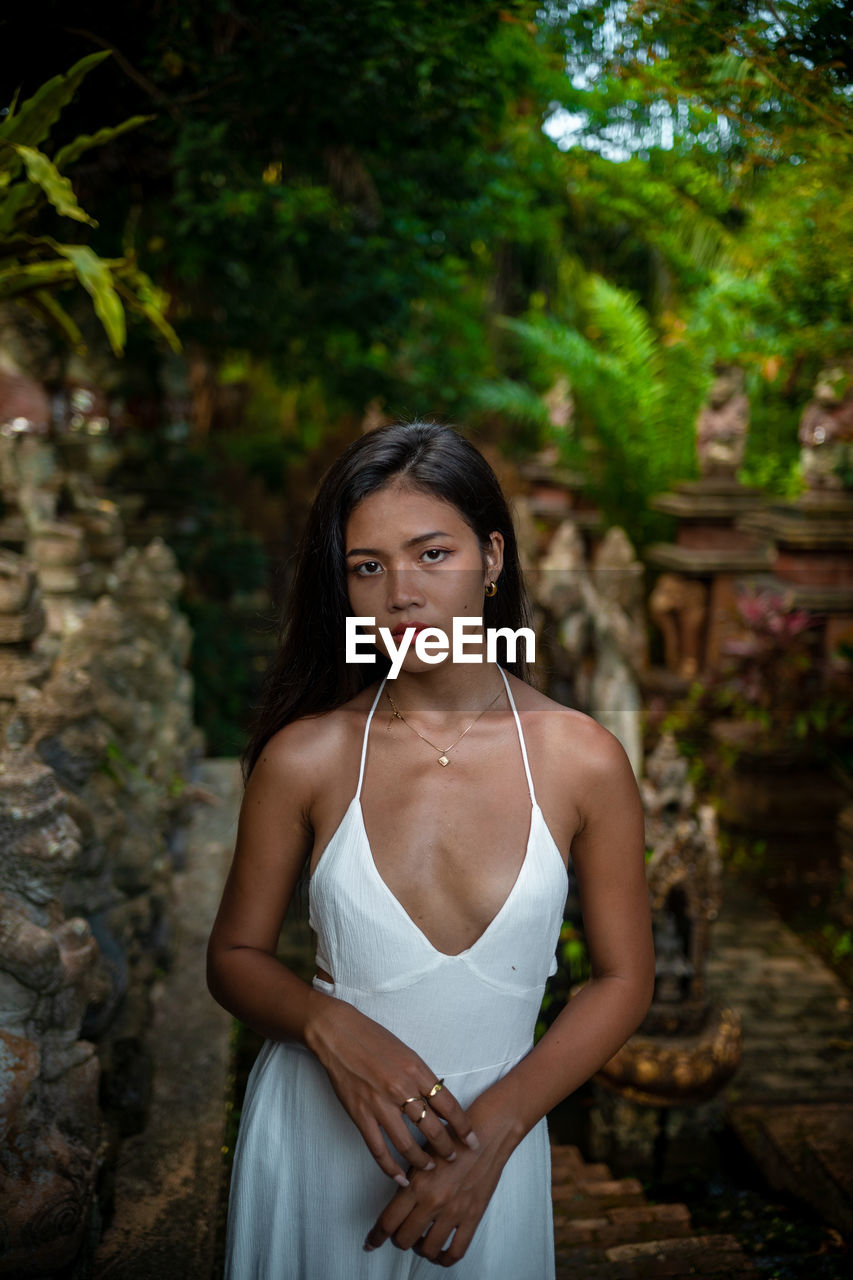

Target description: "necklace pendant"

left=438, top=754, right=450, bottom=767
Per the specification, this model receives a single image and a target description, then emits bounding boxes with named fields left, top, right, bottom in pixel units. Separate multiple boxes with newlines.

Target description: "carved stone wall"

left=0, top=427, right=202, bottom=1276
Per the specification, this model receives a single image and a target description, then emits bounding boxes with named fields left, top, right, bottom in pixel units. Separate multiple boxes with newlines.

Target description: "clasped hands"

left=306, top=995, right=504, bottom=1266
left=363, top=1115, right=508, bottom=1268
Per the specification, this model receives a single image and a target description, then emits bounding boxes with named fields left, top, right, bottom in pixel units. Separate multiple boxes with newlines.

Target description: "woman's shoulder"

left=251, top=683, right=381, bottom=786
left=507, top=672, right=632, bottom=774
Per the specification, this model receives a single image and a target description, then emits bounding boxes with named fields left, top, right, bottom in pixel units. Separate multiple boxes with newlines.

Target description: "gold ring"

left=426, top=1079, right=444, bottom=1098
left=401, top=1096, right=428, bottom=1122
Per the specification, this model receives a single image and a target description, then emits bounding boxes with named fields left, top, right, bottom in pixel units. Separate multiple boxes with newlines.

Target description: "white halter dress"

left=225, top=667, right=569, bottom=1279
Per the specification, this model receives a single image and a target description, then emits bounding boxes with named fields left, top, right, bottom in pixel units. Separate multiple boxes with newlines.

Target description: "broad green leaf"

left=29, top=289, right=86, bottom=350
left=0, top=51, right=111, bottom=148
left=54, top=115, right=154, bottom=170
left=115, top=266, right=182, bottom=353
left=11, top=144, right=96, bottom=225
left=53, top=243, right=125, bottom=355
left=3, top=87, right=20, bottom=123
left=0, top=258, right=77, bottom=299
left=0, top=181, right=40, bottom=238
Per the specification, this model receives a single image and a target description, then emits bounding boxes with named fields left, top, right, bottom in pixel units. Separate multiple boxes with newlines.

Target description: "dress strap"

left=497, top=666, right=537, bottom=806
left=355, top=676, right=389, bottom=801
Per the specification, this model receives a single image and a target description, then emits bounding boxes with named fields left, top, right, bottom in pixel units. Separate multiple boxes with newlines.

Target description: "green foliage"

left=535, top=0, right=853, bottom=499
left=0, top=52, right=179, bottom=355
left=544, top=0, right=853, bottom=157
left=477, top=271, right=704, bottom=549
left=662, top=602, right=853, bottom=785
left=109, top=0, right=568, bottom=411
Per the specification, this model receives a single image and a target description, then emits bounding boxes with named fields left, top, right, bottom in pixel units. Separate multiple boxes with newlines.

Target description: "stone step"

left=551, top=1142, right=646, bottom=1214
left=729, top=1101, right=853, bottom=1238
left=556, top=1233, right=757, bottom=1279
left=554, top=1202, right=692, bottom=1251
left=551, top=1144, right=758, bottom=1279
left=553, top=1176, right=646, bottom=1212
left=550, top=1144, right=612, bottom=1181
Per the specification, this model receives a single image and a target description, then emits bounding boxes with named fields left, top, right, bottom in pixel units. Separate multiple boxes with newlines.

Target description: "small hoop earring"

left=484, top=581, right=498, bottom=598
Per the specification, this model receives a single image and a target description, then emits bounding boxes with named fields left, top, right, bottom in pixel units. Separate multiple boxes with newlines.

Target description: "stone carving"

left=0, top=554, right=49, bottom=739
left=533, top=521, right=648, bottom=773
left=595, top=732, right=741, bottom=1107
left=533, top=518, right=591, bottom=711
left=0, top=750, right=103, bottom=1277
left=588, top=528, right=647, bottom=778
left=695, top=364, right=749, bottom=479
left=0, top=533, right=200, bottom=1273
left=0, top=429, right=128, bottom=644
left=543, top=376, right=572, bottom=430
left=648, top=572, right=708, bottom=680
left=798, top=357, right=853, bottom=494
left=0, top=352, right=203, bottom=1273
left=641, top=735, right=722, bottom=1030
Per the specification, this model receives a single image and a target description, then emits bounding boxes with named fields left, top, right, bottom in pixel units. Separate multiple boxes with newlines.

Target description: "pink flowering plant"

left=665, top=587, right=853, bottom=780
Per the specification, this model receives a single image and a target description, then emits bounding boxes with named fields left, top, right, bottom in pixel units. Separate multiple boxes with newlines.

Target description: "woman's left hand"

left=363, top=1103, right=519, bottom=1267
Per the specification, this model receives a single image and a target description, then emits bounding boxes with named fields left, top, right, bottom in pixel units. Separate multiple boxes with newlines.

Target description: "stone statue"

left=695, top=364, right=749, bottom=479
left=534, top=519, right=591, bottom=710
left=593, top=732, right=741, bottom=1117
left=648, top=572, right=708, bottom=681
left=543, top=376, right=572, bottom=430
left=588, top=528, right=647, bottom=778
left=798, top=357, right=853, bottom=495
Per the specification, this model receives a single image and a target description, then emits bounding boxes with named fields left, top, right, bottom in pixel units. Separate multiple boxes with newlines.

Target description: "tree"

left=1, top=2, right=570, bottom=416
left=0, top=51, right=178, bottom=356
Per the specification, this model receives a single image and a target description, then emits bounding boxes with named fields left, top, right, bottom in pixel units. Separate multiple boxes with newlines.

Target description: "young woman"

left=208, top=421, right=654, bottom=1278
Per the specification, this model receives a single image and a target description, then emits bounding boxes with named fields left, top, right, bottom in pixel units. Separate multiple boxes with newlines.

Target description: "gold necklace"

left=385, top=684, right=504, bottom=766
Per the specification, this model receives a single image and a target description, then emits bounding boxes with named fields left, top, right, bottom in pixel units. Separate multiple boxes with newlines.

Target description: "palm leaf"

left=0, top=51, right=111, bottom=181
left=54, top=116, right=153, bottom=170
left=114, top=266, right=182, bottom=353
left=53, top=244, right=126, bottom=355
left=0, top=258, right=78, bottom=298
left=0, top=181, right=40, bottom=238
left=27, top=289, right=86, bottom=350
left=10, top=144, right=96, bottom=226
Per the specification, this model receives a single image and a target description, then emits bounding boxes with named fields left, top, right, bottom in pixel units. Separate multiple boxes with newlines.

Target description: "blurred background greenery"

left=1, top=0, right=851, bottom=751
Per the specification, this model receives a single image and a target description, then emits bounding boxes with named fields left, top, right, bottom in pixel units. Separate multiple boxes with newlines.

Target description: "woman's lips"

left=389, top=623, right=428, bottom=639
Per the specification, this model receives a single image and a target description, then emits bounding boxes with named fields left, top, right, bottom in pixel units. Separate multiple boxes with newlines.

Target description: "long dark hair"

left=242, top=421, right=533, bottom=780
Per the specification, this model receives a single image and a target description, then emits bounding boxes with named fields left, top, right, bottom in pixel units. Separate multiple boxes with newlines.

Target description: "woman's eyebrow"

left=345, top=531, right=454, bottom=558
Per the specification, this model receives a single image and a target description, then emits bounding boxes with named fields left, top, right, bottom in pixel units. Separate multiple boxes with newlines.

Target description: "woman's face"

left=344, top=481, right=504, bottom=672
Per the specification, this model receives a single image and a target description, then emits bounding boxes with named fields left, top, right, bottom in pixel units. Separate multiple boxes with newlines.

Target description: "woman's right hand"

left=305, top=990, right=479, bottom=1184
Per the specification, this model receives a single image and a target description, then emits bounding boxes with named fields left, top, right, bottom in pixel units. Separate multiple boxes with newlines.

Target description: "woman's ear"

left=484, top=531, right=504, bottom=586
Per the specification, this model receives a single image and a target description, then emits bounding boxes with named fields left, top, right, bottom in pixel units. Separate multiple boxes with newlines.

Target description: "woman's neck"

left=381, top=662, right=507, bottom=719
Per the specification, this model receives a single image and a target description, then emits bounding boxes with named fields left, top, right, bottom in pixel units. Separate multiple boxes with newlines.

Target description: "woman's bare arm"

left=366, top=724, right=655, bottom=1265
left=206, top=718, right=477, bottom=1184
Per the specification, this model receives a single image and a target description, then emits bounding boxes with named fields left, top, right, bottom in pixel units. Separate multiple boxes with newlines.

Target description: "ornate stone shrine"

left=737, top=357, right=853, bottom=661
left=589, top=733, right=742, bottom=1170
left=646, top=365, right=772, bottom=682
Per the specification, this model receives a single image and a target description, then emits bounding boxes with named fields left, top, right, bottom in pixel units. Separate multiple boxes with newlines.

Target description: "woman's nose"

left=385, top=567, right=425, bottom=610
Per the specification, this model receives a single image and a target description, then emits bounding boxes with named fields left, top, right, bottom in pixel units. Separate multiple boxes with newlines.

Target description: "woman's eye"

left=354, top=560, right=382, bottom=576
left=422, top=548, right=448, bottom=563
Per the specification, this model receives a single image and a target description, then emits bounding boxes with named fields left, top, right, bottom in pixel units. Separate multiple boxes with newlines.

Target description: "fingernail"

left=447, top=1151, right=457, bottom=1162
left=363, top=1239, right=376, bottom=1252
left=424, top=1160, right=436, bottom=1171
left=465, top=1132, right=481, bottom=1151
left=394, top=1173, right=410, bottom=1187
